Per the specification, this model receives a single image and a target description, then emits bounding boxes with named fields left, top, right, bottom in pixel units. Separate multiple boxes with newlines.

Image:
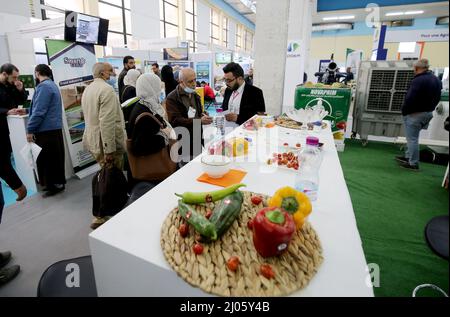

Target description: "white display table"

left=7, top=115, right=38, bottom=193
left=89, top=120, right=374, bottom=297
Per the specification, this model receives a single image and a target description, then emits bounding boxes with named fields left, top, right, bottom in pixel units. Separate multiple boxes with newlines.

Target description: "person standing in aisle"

left=344, top=67, right=354, bottom=85
left=200, top=81, right=216, bottom=103
left=120, top=68, right=141, bottom=104
left=0, top=63, right=28, bottom=287
left=161, top=65, right=178, bottom=98
left=152, top=63, right=161, bottom=78
left=0, top=63, right=27, bottom=202
left=118, top=56, right=136, bottom=98
left=26, top=64, right=66, bottom=197
left=0, top=182, right=21, bottom=287
left=222, top=62, right=266, bottom=128
left=244, top=68, right=254, bottom=86
left=166, top=68, right=212, bottom=162
left=396, top=59, right=442, bottom=171
left=82, top=62, right=126, bottom=229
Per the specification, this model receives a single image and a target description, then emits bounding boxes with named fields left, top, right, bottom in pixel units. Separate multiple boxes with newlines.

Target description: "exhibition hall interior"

left=0, top=0, right=448, bottom=298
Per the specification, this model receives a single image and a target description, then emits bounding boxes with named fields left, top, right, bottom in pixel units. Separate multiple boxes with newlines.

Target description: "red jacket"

left=203, top=85, right=215, bottom=100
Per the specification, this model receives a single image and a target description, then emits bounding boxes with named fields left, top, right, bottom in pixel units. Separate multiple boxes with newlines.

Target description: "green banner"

left=294, top=87, right=352, bottom=134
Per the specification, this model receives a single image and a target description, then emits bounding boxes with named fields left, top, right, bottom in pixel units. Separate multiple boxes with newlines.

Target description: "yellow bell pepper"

left=268, top=187, right=312, bottom=230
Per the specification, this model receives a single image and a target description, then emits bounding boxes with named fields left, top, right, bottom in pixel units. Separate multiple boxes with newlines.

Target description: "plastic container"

left=295, top=136, right=322, bottom=201
left=213, top=108, right=226, bottom=136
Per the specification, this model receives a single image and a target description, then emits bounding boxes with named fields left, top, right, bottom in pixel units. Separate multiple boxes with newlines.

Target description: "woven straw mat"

left=275, top=116, right=328, bottom=130
left=160, top=191, right=323, bottom=297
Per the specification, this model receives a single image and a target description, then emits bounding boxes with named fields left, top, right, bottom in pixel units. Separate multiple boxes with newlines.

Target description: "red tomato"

left=205, top=209, right=213, bottom=219
left=179, top=224, right=189, bottom=238
left=193, top=243, right=204, bottom=255
left=247, top=220, right=254, bottom=230
left=336, top=121, right=347, bottom=130
left=227, top=256, right=240, bottom=272
left=260, top=264, right=275, bottom=279
left=251, top=196, right=263, bottom=205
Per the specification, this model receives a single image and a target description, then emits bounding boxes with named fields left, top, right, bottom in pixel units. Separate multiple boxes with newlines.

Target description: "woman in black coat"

left=161, top=65, right=178, bottom=98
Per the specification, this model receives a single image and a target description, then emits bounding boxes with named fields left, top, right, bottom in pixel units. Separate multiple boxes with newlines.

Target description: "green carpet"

left=338, top=140, right=449, bottom=297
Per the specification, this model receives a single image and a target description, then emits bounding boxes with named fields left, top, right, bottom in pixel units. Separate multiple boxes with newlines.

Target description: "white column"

left=253, top=0, right=290, bottom=116
left=130, top=0, right=161, bottom=40
left=228, top=20, right=236, bottom=51
left=178, top=0, right=186, bottom=40
left=282, top=0, right=313, bottom=111
left=197, top=0, right=211, bottom=52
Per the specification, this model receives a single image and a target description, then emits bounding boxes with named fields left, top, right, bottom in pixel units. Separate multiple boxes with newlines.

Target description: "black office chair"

left=37, top=256, right=97, bottom=297
left=124, top=181, right=157, bottom=208
left=425, top=215, right=449, bottom=260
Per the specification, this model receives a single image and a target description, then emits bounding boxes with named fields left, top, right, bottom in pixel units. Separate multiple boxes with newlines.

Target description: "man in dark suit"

left=0, top=63, right=27, bottom=287
left=221, top=63, right=265, bottom=127
left=0, top=63, right=27, bottom=201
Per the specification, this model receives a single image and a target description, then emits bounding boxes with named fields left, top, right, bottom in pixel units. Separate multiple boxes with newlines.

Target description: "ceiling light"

left=338, top=15, right=355, bottom=20
left=323, top=17, right=339, bottom=21
left=386, top=12, right=404, bottom=16
left=313, top=23, right=353, bottom=31
left=404, top=10, right=424, bottom=15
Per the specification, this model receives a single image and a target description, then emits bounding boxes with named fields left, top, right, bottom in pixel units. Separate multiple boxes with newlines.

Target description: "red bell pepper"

left=252, top=207, right=296, bottom=258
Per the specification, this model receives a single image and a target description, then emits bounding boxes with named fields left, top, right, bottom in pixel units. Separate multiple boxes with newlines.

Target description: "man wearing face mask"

left=166, top=68, right=213, bottom=162
left=222, top=63, right=266, bottom=128
left=82, top=63, right=126, bottom=229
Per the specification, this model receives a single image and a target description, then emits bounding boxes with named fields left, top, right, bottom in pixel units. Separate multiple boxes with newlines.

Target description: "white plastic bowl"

left=201, top=155, right=232, bottom=179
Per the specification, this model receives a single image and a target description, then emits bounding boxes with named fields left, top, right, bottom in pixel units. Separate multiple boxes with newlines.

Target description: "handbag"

left=92, top=165, right=129, bottom=218
left=126, top=112, right=178, bottom=182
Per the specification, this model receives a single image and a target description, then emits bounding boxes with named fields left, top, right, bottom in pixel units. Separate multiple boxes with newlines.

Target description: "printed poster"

left=46, top=39, right=98, bottom=175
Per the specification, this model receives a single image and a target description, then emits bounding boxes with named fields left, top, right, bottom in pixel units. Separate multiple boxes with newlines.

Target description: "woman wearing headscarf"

left=161, top=65, right=178, bottom=98
left=128, top=73, right=176, bottom=157
left=120, top=69, right=141, bottom=104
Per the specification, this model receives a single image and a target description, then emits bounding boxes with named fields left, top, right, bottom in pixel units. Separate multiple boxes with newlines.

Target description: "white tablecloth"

left=89, top=121, right=374, bottom=297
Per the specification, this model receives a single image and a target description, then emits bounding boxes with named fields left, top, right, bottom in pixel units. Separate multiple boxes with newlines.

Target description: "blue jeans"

left=403, top=112, right=434, bottom=166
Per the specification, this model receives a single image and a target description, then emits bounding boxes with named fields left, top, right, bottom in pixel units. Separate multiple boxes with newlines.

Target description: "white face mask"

left=184, top=87, right=196, bottom=94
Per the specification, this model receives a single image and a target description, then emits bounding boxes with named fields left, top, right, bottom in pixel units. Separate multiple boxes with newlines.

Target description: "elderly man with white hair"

left=396, top=58, right=443, bottom=171
left=166, top=68, right=212, bottom=162
left=82, top=62, right=127, bottom=229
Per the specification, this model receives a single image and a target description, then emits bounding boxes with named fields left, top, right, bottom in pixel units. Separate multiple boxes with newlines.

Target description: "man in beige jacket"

left=82, top=62, right=126, bottom=229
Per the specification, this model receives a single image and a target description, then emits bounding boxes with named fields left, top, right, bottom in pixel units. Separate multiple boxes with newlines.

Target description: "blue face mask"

left=184, top=87, right=195, bottom=94
left=106, top=76, right=117, bottom=88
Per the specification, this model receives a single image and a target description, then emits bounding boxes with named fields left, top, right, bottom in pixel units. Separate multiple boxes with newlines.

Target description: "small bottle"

left=295, top=136, right=322, bottom=201
left=213, top=108, right=226, bottom=137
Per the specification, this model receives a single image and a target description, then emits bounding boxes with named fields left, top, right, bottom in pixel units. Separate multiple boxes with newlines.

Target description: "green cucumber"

left=209, top=191, right=244, bottom=238
left=178, top=201, right=217, bottom=241
left=175, top=184, right=246, bottom=204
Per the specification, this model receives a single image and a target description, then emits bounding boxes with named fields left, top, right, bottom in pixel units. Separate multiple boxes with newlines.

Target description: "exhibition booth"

left=0, top=0, right=448, bottom=299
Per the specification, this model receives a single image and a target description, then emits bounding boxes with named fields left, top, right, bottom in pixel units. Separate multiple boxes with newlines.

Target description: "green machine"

left=294, top=86, right=352, bottom=133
